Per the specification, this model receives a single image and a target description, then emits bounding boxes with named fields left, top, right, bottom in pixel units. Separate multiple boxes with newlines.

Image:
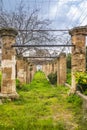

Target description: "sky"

left=1, top=0, right=87, bottom=29
left=0, top=0, right=87, bottom=58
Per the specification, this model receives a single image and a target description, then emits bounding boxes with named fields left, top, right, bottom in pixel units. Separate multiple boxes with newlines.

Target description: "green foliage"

left=16, top=79, right=31, bottom=91
left=16, top=79, right=21, bottom=89
left=0, top=71, right=86, bottom=130
left=75, top=72, right=87, bottom=92
left=48, top=72, right=57, bottom=85
left=75, top=72, right=87, bottom=85
left=67, top=53, right=71, bottom=69
left=66, top=69, right=71, bottom=85
left=20, top=84, right=30, bottom=91
left=67, top=94, right=82, bottom=107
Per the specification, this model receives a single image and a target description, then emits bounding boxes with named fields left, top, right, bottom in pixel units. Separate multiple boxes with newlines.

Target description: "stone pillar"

left=29, top=64, right=33, bottom=82
left=57, top=53, right=66, bottom=85
left=52, top=63, right=54, bottom=73
left=16, top=57, right=27, bottom=84
left=46, top=63, right=50, bottom=76
left=54, top=61, right=57, bottom=73
left=25, top=60, right=29, bottom=84
left=32, top=64, right=36, bottom=80
left=42, top=64, right=45, bottom=72
left=49, top=63, right=52, bottom=74
left=0, top=28, right=18, bottom=98
left=69, top=27, right=86, bottom=93
left=45, top=64, right=47, bottom=76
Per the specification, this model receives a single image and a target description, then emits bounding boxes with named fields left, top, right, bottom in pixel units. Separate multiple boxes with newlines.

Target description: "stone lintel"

left=69, top=26, right=87, bottom=36
left=0, top=28, right=18, bottom=37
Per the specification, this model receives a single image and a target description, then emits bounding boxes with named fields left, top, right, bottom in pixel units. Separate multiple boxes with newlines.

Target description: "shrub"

left=66, top=72, right=71, bottom=85
left=75, top=72, right=87, bottom=92
left=67, top=94, right=82, bottom=107
left=21, top=84, right=30, bottom=91
left=16, top=79, right=21, bottom=89
left=48, top=72, right=57, bottom=85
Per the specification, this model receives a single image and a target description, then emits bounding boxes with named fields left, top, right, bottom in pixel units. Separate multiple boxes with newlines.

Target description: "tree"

left=0, top=1, right=56, bottom=56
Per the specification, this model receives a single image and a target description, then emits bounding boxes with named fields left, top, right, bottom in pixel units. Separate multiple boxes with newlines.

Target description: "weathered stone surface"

left=0, top=28, right=18, bottom=98
left=16, top=57, right=28, bottom=84
left=54, top=61, right=57, bottom=73
left=69, top=26, right=86, bottom=93
left=57, top=53, right=66, bottom=85
left=30, top=64, right=36, bottom=82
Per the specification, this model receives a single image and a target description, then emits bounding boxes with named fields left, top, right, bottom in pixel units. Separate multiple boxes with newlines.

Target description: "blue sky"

left=1, top=0, right=87, bottom=29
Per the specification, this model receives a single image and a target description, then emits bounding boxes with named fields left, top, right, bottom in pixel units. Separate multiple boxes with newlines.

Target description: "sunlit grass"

left=0, top=71, right=86, bottom=130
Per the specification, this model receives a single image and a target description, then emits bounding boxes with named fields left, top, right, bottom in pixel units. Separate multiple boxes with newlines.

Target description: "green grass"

left=0, top=71, right=86, bottom=130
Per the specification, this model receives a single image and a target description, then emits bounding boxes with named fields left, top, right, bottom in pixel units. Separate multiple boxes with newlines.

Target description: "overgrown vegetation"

left=66, top=53, right=71, bottom=85
left=66, top=69, right=71, bottom=85
left=75, top=72, right=87, bottom=93
left=0, top=71, right=86, bottom=130
left=48, top=72, right=57, bottom=85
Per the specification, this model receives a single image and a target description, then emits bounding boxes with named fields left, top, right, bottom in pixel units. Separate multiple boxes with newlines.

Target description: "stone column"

left=69, top=27, right=86, bottom=93
left=46, top=63, right=50, bottom=76
left=45, top=64, right=47, bottom=76
left=57, top=53, right=66, bottom=85
left=25, top=60, right=29, bottom=84
left=29, top=64, right=33, bottom=82
left=16, top=57, right=27, bottom=84
left=52, top=63, right=54, bottom=73
left=42, top=64, right=44, bottom=72
left=32, top=64, right=36, bottom=80
left=0, top=28, right=18, bottom=98
left=49, top=63, right=52, bottom=74
left=54, top=61, right=57, bottom=73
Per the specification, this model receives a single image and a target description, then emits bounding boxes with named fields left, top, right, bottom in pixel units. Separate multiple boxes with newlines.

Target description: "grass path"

left=0, top=71, right=86, bottom=130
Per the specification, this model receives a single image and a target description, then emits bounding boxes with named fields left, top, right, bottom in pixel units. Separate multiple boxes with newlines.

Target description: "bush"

left=75, top=72, right=87, bottom=93
left=67, top=94, right=82, bottom=106
left=48, top=72, right=57, bottom=85
left=16, top=79, right=21, bottom=89
left=66, top=72, right=71, bottom=85
left=21, top=84, right=30, bottom=91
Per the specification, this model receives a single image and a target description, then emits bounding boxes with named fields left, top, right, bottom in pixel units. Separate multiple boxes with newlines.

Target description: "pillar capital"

left=69, top=26, right=87, bottom=36
left=0, top=28, right=18, bottom=37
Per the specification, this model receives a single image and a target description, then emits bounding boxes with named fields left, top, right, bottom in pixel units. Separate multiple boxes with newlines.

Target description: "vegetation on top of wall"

left=48, top=72, right=57, bottom=85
